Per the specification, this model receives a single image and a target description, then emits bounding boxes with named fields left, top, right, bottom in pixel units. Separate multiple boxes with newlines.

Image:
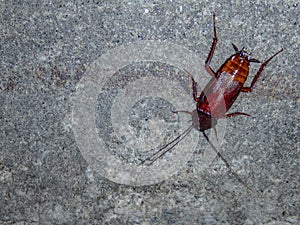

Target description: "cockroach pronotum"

left=141, top=14, right=283, bottom=191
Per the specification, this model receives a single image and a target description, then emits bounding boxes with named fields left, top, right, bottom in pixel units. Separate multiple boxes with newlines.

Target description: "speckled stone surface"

left=1, top=1, right=299, bottom=224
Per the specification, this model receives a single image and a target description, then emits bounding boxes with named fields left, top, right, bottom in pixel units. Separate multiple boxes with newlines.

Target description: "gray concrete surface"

left=1, top=0, right=299, bottom=224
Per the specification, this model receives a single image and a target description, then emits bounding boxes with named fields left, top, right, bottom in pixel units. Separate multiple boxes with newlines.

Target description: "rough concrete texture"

left=0, top=0, right=299, bottom=224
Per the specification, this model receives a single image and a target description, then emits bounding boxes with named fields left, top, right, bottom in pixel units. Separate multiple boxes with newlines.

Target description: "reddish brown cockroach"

left=142, top=14, right=283, bottom=191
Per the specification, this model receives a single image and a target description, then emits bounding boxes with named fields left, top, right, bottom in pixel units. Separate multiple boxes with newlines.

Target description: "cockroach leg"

left=241, top=48, right=283, bottom=92
left=172, top=110, right=193, bottom=116
left=224, top=112, right=251, bottom=118
left=213, top=127, right=218, bottom=142
left=205, top=13, right=218, bottom=77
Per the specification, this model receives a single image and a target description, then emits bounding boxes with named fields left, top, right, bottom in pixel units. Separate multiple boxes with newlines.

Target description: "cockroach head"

left=192, top=110, right=217, bottom=132
left=232, top=43, right=260, bottom=63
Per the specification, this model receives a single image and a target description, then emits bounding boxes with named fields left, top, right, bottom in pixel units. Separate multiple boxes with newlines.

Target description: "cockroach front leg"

left=191, top=76, right=200, bottom=102
left=241, top=48, right=283, bottom=92
left=205, top=13, right=218, bottom=77
left=183, top=69, right=201, bottom=103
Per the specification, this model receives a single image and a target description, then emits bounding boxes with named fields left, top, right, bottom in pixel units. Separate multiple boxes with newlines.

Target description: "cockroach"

left=142, top=14, right=283, bottom=191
